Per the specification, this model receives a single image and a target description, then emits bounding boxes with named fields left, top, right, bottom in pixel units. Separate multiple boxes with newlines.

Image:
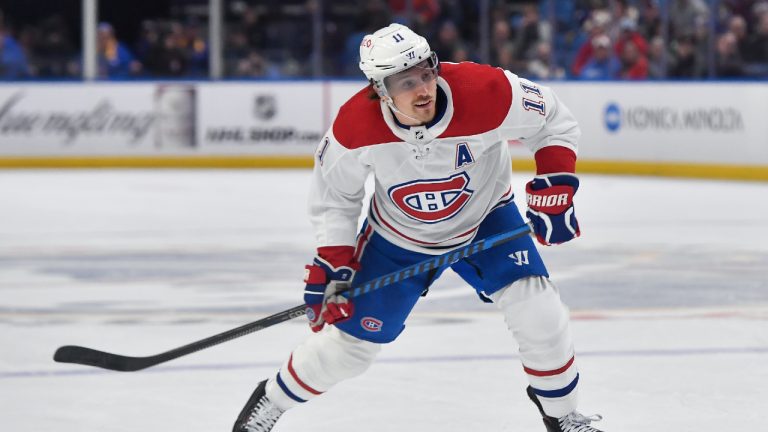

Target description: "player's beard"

left=410, top=96, right=435, bottom=124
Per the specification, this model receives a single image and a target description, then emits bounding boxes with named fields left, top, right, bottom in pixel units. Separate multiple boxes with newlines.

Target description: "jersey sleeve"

left=498, top=71, right=581, bottom=161
left=307, top=130, right=371, bottom=248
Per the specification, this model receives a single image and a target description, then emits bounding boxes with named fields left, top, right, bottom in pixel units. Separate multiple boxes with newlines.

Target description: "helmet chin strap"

left=375, top=82, right=424, bottom=126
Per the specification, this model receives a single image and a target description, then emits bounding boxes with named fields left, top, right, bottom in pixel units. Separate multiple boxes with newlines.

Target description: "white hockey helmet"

left=359, top=23, right=438, bottom=100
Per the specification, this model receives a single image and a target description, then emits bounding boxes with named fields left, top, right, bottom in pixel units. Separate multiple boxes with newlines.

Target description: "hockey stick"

left=53, top=222, right=532, bottom=372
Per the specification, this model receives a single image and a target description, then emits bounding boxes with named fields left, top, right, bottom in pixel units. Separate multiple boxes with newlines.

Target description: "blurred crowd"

left=2, top=0, right=768, bottom=81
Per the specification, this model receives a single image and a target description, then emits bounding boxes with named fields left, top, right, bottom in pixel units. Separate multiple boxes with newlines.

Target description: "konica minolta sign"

left=603, top=102, right=744, bottom=133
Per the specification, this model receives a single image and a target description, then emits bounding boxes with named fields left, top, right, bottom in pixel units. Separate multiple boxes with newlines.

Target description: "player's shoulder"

left=332, top=86, right=400, bottom=150
left=441, top=61, right=513, bottom=99
left=441, top=60, right=508, bottom=80
left=440, top=62, right=514, bottom=137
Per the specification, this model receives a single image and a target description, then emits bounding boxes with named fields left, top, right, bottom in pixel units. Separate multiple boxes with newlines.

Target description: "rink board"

left=0, top=80, right=766, bottom=180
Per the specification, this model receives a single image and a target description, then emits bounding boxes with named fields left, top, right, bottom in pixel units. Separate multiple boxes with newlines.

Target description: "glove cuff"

left=317, top=245, right=359, bottom=270
left=311, top=252, right=358, bottom=286
left=534, top=146, right=576, bottom=174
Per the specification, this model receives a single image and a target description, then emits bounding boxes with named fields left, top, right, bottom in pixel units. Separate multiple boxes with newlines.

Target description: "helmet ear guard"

left=368, top=77, right=390, bottom=101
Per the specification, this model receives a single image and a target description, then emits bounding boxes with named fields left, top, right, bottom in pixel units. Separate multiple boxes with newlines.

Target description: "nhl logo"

left=253, top=94, right=277, bottom=120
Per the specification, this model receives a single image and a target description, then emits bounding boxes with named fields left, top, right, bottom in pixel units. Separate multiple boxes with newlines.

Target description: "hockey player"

left=233, top=23, right=604, bottom=432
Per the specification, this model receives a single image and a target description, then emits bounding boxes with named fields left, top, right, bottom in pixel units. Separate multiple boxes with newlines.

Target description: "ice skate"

left=232, top=380, right=284, bottom=432
left=527, top=386, right=604, bottom=432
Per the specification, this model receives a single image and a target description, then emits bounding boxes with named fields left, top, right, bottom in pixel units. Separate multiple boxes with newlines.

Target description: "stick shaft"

left=54, top=223, right=531, bottom=371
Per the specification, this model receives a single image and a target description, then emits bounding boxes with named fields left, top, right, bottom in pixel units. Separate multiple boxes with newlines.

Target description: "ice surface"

left=1, top=170, right=767, bottom=431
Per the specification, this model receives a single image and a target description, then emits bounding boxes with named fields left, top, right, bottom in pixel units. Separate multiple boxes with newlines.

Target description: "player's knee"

left=492, top=276, right=570, bottom=341
left=294, top=326, right=381, bottom=385
left=329, top=326, right=382, bottom=375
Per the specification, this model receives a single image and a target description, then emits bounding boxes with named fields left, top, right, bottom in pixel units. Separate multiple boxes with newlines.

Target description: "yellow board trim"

left=513, top=159, right=768, bottom=181
left=0, top=156, right=766, bottom=181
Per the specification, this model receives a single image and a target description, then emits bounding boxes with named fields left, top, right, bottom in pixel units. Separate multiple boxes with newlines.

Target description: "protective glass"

left=383, top=52, right=439, bottom=98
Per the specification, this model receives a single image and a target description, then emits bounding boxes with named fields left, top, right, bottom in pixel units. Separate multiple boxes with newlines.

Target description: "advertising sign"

left=1, top=80, right=766, bottom=177
left=549, top=82, right=768, bottom=166
left=0, top=83, right=156, bottom=154
left=196, top=82, right=325, bottom=154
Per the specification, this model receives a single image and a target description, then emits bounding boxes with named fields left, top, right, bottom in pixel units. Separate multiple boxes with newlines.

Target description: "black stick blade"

left=53, top=345, right=151, bottom=372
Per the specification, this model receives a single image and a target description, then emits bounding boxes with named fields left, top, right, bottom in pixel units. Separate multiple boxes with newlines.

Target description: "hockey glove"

left=303, top=247, right=359, bottom=332
left=526, top=173, right=581, bottom=246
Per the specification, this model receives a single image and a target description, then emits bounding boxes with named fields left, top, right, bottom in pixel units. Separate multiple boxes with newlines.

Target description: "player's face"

left=385, top=61, right=439, bottom=125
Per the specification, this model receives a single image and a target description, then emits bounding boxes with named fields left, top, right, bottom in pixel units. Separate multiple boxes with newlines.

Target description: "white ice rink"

left=1, top=169, right=767, bottom=431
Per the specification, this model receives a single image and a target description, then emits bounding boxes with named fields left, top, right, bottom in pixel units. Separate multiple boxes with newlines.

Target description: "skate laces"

left=243, top=397, right=284, bottom=432
left=559, top=411, right=604, bottom=432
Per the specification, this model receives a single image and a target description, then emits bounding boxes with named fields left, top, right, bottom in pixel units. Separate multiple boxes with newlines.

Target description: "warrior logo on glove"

left=525, top=173, right=581, bottom=246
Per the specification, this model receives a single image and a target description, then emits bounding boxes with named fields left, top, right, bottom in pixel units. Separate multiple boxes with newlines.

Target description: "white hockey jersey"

left=309, top=62, right=580, bottom=255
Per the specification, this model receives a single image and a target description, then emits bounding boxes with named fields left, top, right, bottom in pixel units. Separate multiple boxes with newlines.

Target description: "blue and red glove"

left=526, top=173, right=581, bottom=246
left=303, top=246, right=359, bottom=332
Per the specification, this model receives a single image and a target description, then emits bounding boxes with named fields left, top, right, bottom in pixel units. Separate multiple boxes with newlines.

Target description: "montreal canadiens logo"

left=388, top=172, right=473, bottom=223
left=361, top=317, right=383, bottom=332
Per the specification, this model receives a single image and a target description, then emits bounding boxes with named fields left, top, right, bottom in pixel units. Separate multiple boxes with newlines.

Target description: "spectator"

left=670, top=0, right=710, bottom=38
left=571, top=9, right=612, bottom=76
left=577, top=34, right=620, bottom=80
left=339, top=1, right=392, bottom=76
left=525, top=41, right=565, bottom=80
left=638, top=0, right=662, bottom=39
left=668, top=34, right=701, bottom=77
left=606, top=0, right=637, bottom=40
left=490, top=18, right=512, bottom=67
left=442, top=0, right=474, bottom=25
left=183, top=22, right=208, bottom=77
left=647, top=36, right=668, bottom=78
left=495, top=42, right=522, bottom=72
left=387, top=0, right=440, bottom=33
left=146, top=31, right=187, bottom=77
left=134, top=21, right=160, bottom=68
left=691, top=14, right=712, bottom=75
left=727, top=15, right=750, bottom=55
left=235, top=50, right=281, bottom=78
left=745, top=12, right=768, bottom=62
left=97, top=22, right=141, bottom=78
left=618, top=39, right=649, bottom=79
left=3, top=1, right=767, bottom=81
left=615, top=18, right=649, bottom=59
left=432, top=20, right=461, bottom=62
left=0, top=21, right=29, bottom=79
left=754, top=0, right=768, bottom=21
left=715, top=31, right=744, bottom=77
left=240, top=6, right=266, bottom=49
left=450, top=43, right=471, bottom=62
left=512, top=3, right=550, bottom=62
